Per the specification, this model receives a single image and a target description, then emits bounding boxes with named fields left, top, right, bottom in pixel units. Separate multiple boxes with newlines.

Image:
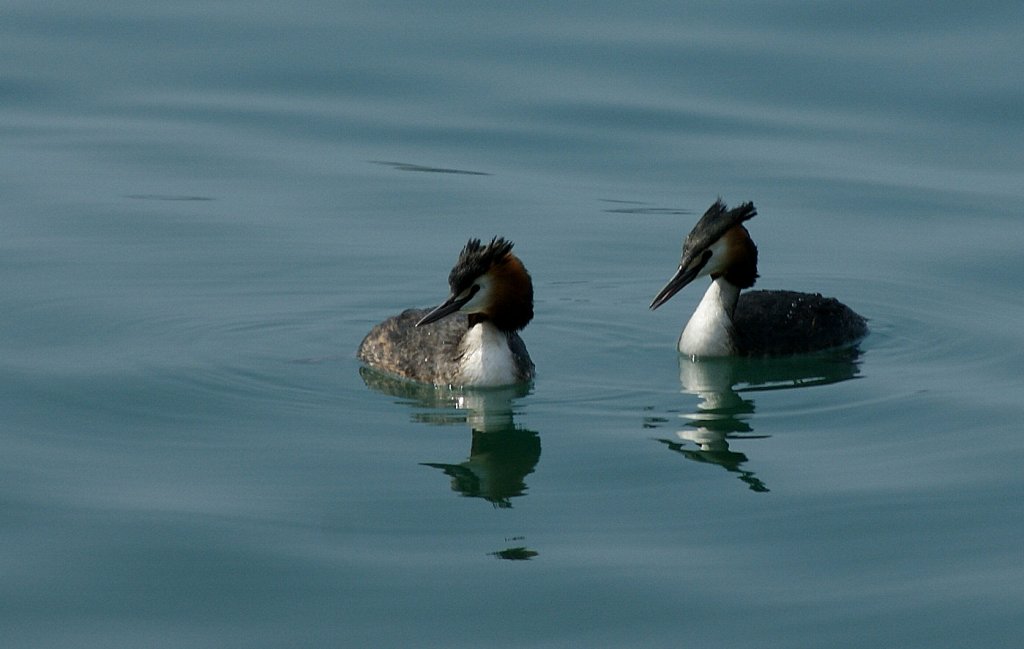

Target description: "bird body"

left=652, top=200, right=867, bottom=357
left=358, top=238, right=534, bottom=387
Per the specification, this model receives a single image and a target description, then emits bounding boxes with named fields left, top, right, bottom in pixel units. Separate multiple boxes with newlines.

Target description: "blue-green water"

left=3, top=2, right=1023, bottom=647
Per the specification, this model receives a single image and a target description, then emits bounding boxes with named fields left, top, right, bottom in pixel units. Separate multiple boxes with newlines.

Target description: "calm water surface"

left=2, top=2, right=1023, bottom=648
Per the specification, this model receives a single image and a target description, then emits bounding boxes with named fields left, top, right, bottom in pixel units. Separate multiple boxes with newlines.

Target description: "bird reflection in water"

left=421, top=429, right=540, bottom=509
left=359, top=367, right=540, bottom=507
left=359, top=366, right=541, bottom=557
left=651, top=349, right=863, bottom=492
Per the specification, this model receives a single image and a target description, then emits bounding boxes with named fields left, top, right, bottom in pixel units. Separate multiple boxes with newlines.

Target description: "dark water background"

left=2, top=2, right=1022, bottom=647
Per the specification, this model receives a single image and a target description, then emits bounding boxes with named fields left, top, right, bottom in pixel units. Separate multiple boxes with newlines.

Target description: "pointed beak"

left=416, top=292, right=473, bottom=326
left=649, top=253, right=705, bottom=310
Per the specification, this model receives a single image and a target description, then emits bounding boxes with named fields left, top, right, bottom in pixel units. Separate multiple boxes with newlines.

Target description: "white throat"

left=678, top=277, right=741, bottom=358
left=457, top=322, right=519, bottom=387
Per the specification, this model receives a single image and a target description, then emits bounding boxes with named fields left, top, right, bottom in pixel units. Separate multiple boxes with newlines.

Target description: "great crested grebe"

left=358, top=237, right=535, bottom=387
left=650, top=199, right=868, bottom=357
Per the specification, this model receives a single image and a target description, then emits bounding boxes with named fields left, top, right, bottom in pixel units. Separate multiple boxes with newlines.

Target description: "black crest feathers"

left=448, top=237, right=515, bottom=292
left=683, top=199, right=757, bottom=257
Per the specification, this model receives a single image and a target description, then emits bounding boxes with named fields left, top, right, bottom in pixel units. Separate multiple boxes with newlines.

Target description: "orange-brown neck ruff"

left=472, top=253, right=533, bottom=332
left=714, top=225, right=759, bottom=290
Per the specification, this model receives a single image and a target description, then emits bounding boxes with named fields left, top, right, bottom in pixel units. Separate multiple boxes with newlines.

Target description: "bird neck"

left=474, top=254, right=534, bottom=332
left=678, top=277, right=741, bottom=358
left=457, top=321, right=520, bottom=386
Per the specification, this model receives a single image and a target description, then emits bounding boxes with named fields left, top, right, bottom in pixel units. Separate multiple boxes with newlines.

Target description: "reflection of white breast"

left=457, top=323, right=519, bottom=387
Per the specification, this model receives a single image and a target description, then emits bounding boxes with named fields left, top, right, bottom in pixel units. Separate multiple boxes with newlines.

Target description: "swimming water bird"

left=358, top=237, right=535, bottom=387
left=650, top=199, right=868, bottom=357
